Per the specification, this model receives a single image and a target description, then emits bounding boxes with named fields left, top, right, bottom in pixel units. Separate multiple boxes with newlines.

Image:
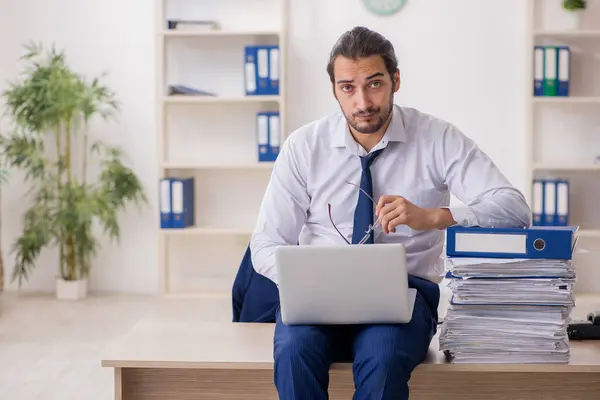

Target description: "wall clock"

left=363, top=0, right=408, bottom=16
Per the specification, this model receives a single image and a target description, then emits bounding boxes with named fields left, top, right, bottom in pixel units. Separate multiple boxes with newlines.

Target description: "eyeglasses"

left=327, top=180, right=381, bottom=245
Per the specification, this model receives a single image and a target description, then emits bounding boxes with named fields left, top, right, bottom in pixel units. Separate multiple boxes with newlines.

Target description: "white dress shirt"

left=250, top=105, right=532, bottom=285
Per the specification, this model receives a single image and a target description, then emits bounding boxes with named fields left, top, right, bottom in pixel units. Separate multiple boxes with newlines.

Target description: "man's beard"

left=345, top=96, right=393, bottom=135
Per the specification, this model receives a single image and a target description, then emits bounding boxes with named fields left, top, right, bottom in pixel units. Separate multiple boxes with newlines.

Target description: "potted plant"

left=561, top=0, right=586, bottom=29
left=0, top=42, right=147, bottom=300
left=563, top=0, right=586, bottom=11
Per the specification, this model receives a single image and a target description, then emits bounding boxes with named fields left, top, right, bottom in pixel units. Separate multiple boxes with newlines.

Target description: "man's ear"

left=393, top=70, right=400, bottom=92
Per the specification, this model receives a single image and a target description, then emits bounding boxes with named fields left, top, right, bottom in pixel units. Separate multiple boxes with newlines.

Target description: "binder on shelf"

left=244, top=46, right=259, bottom=95
left=170, top=177, right=195, bottom=229
left=268, top=111, right=280, bottom=159
left=445, top=225, right=578, bottom=260
left=557, top=46, right=571, bottom=97
left=244, top=45, right=280, bottom=96
left=267, top=45, right=280, bottom=95
left=160, top=178, right=172, bottom=228
left=543, top=46, right=557, bottom=96
left=533, top=46, right=544, bottom=96
left=532, top=179, right=543, bottom=226
left=257, top=46, right=270, bottom=94
left=544, top=179, right=556, bottom=226
left=556, top=180, right=569, bottom=226
left=256, top=112, right=270, bottom=162
left=532, top=178, right=570, bottom=227
left=535, top=45, right=571, bottom=97
left=256, top=111, right=280, bottom=162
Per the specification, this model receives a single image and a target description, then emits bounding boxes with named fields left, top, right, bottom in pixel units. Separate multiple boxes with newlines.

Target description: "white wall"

left=0, top=0, right=529, bottom=294
left=0, top=0, right=157, bottom=294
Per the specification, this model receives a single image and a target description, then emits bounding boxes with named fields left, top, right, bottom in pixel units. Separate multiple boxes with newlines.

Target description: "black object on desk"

left=567, top=310, right=600, bottom=340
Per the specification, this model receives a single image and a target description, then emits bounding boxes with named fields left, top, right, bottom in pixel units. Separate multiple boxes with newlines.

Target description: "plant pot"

left=550, top=1, right=582, bottom=30
left=561, top=11, right=581, bottom=30
left=56, top=277, right=88, bottom=300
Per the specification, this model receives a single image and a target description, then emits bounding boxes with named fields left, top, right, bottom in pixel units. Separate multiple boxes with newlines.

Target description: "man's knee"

left=356, top=347, right=414, bottom=379
left=352, top=321, right=432, bottom=384
left=274, top=327, right=332, bottom=365
left=275, top=329, right=312, bottom=358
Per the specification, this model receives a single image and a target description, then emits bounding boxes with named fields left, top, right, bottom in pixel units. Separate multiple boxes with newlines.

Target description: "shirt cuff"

left=444, top=206, right=479, bottom=227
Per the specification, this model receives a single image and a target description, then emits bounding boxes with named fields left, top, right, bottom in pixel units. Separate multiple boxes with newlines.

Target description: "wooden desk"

left=102, top=319, right=600, bottom=400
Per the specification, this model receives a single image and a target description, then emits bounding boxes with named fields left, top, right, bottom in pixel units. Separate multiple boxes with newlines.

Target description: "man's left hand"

left=375, top=195, right=455, bottom=234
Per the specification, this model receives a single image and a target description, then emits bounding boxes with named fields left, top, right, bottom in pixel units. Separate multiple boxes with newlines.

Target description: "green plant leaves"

left=0, top=132, right=48, bottom=182
left=10, top=190, right=54, bottom=286
left=563, top=0, right=586, bottom=11
left=0, top=42, right=147, bottom=285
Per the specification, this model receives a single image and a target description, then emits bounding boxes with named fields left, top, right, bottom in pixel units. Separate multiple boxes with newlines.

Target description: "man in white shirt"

left=250, top=26, right=531, bottom=399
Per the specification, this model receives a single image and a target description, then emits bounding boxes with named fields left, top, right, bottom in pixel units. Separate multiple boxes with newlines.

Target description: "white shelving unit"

left=156, top=0, right=288, bottom=296
left=525, top=0, right=600, bottom=293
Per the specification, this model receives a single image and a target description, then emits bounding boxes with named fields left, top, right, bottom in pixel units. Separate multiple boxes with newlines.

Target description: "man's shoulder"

left=399, top=106, right=454, bottom=134
left=285, top=111, right=344, bottom=147
left=399, top=105, right=468, bottom=143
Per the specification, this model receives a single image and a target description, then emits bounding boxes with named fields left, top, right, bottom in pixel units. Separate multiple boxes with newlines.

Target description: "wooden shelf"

left=526, top=1, right=600, bottom=294
left=163, top=95, right=281, bottom=104
left=157, top=0, right=289, bottom=296
left=534, top=30, right=600, bottom=38
left=162, top=29, right=281, bottom=38
left=533, top=163, right=600, bottom=171
left=578, top=229, right=600, bottom=238
left=532, top=96, right=600, bottom=104
left=161, top=162, right=274, bottom=170
left=162, top=227, right=254, bottom=236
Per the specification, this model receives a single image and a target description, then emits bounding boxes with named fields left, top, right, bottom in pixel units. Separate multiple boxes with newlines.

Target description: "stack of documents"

left=438, top=223, right=580, bottom=364
left=445, top=257, right=576, bottom=280
left=439, top=257, right=575, bottom=364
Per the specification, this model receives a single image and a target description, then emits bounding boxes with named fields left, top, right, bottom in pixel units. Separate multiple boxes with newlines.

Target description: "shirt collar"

left=331, top=104, right=407, bottom=149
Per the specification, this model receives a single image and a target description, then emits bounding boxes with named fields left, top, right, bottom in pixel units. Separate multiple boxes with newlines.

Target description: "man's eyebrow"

left=366, top=72, right=384, bottom=80
left=336, top=72, right=385, bottom=85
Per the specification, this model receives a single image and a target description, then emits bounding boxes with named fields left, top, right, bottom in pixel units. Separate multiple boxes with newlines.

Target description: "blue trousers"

left=273, top=289, right=437, bottom=399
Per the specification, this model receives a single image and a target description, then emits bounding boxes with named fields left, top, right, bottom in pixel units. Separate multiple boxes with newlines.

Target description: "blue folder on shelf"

left=244, top=45, right=279, bottom=96
left=160, top=178, right=172, bottom=228
left=169, top=177, right=195, bottom=229
left=159, top=177, right=195, bottom=229
left=244, top=46, right=259, bottom=95
left=531, top=178, right=570, bottom=227
left=533, top=45, right=544, bottom=96
left=445, top=225, right=579, bottom=260
left=256, top=111, right=280, bottom=162
left=557, top=45, right=570, bottom=97
left=265, top=45, right=279, bottom=95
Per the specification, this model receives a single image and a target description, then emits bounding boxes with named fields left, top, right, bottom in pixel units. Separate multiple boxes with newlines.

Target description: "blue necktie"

left=351, top=149, right=384, bottom=244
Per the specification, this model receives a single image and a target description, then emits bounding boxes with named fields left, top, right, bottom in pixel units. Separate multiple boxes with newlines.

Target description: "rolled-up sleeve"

left=250, top=134, right=310, bottom=285
left=437, top=124, right=532, bottom=228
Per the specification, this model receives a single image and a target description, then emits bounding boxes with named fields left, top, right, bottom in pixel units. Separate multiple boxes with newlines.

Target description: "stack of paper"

left=445, top=257, right=576, bottom=280
left=439, top=257, right=575, bottom=364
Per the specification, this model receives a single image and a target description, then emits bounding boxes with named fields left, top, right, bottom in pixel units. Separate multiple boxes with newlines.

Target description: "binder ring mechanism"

left=533, top=238, right=546, bottom=251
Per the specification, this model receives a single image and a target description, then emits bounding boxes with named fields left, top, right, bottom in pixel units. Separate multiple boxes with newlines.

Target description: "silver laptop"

left=274, top=243, right=417, bottom=325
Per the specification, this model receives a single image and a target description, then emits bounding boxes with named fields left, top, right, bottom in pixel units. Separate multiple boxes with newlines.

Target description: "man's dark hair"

left=326, top=26, right=398, bottom=84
